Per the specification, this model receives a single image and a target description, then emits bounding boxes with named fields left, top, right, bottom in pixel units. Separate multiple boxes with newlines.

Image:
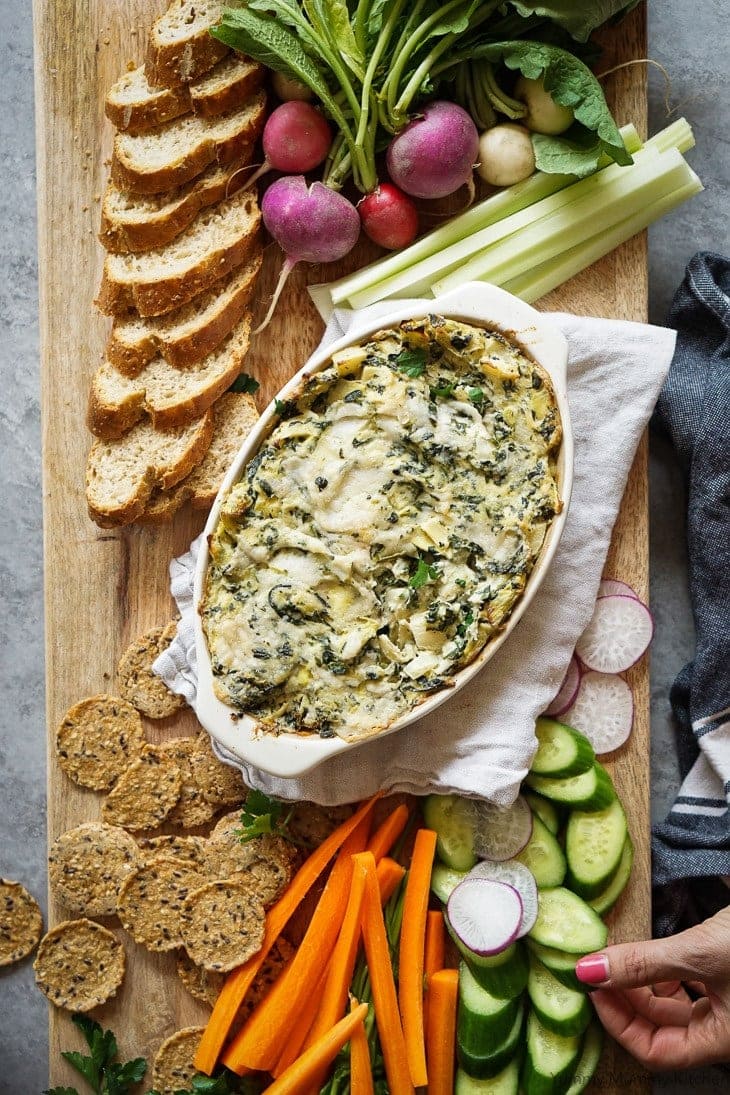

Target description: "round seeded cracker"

left=117, top=857, right=206, bottom=952
left=175, top=949, right=226, bottom=1007
left=190, top=734, right=246, bottom=806
left=33, top=918, right=125, bottom=1011
left=205, top=822, right=295, bottom=907
left=102, top=744, right=182, bottom=831
left=49, top=822, right=142, bottom=916
left=117, top=621, right=186, bottom=719
left=137, top=835, right=206, bottom=869
left=158, top=737, right=218, bottom=829
left=55, top=695, right=145, bottom=790
left=152, top=1027, right=205, bottom=1094
left=0, top=879, right=43, bottom=966
left=180, top=880, right=265, bottom=971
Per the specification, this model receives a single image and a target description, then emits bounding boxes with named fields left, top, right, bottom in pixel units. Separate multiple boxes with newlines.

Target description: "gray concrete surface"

left=0, top=1, right=727, bottom=1091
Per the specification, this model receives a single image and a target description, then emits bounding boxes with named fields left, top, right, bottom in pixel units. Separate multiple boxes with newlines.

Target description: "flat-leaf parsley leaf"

left=396, top=347, right=428, bottom=378
left=409, top=556, right=439, bottom=590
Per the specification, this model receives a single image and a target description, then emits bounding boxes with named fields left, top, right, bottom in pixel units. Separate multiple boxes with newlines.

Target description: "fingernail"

left=576, top=954, right=609, bottom=984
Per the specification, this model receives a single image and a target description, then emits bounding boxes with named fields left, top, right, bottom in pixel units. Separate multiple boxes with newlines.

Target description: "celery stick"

left=501, top=175, right=702, bottom=304
left=431, top=149, right=689, bottom=295
left=645, top=117, right=694, bottom=155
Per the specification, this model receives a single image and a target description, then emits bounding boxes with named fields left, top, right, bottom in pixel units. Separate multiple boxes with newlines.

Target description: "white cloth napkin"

left=154, top=304, right=675, bottom=806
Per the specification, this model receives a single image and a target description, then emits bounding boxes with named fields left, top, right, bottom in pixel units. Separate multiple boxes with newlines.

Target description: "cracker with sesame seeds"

left=0, top=879, right=43, bottom=966
left=158, top=737, right=219, bottom=829
left=55, top=694, right=145, bottom=790
left=176, top=935, right=294, bottom=1010
left=33, top=918, right=125, bottom=1011
left=190, top=733, right=246, bottom=806
left=102, top=743, right=182, bottom=831
left=49, top=822, right=142, bottom=917
left=205, top=821, right=295, bottom=908
left=180, top=880, right=265, bottom=972
left=175, top=949, right=226, bottom=1008
left=116, top=856, right=205, bottom=952
left=137, top=834, right=207, bottom=869
left=151, top=1027, right=205, bottom=1094
left=117, top=621, right=186, bottom=719
left=288, top=801, right=355, bottom=847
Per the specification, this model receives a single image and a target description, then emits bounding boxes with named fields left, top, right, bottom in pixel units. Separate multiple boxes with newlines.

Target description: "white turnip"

left=259, top=176, right=360, bottom=330
left=476, top=124, right=535, bottom=187
left=386, top=101, right=479, bottom=200
left=358, top=183, right=419, bottom=250
left=514, top=76, right=574, bottom=135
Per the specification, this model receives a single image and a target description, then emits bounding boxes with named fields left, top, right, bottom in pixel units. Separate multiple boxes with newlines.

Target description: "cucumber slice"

left=566, top=797, right=628, bottom=899
left=424, top=794, right=478, bottom=870
left=447, top=915, right=530, bottom=998
left=432, top=862, right=467, bottom=903
left=522, top=1011, right=581, bottom=1095
left=524, top=791, right=562, bottom=835
left=565, top=1021, right=604, bottom=1094
left=588, top=834, right=634, bottom=916
left=532, top=719, right=595, bottom=779
left=526, top=764, right=616, bottom=812
left=528, top=888, right=608, bottom=955
left=455, top=1057, right=520, bottom=1094
left=527, top=954, right=592, bottom=1037
left=458, top=999, right=525, bottom=1079
left=459, top=961, right=522, bottom=1050
left=525, top=940, right=584, bottom=992
left=515, top=814, right=566, bottom=888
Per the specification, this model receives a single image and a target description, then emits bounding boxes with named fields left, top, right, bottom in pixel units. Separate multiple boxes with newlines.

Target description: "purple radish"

left=448, top=877, right=523, bottom=956
left=259, top=176, right=360, bottom=330
left=563, top=671, right=634, bottom=755
left=237, top=102, right=333, bottom=191
left=576, top=594, right=654, bottom=674
left=386, top=101, right=479, bottom=199
left=599, top=578, right=639, bottom=600
left=470, top=795, right=533, bottom=862
left=467, top=859, right=538, bottom=938
left=545, top=654, right=581, bottom=717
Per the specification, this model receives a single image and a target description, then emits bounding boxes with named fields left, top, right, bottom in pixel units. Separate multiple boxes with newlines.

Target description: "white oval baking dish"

left=193, top=282, right=572, bottom=778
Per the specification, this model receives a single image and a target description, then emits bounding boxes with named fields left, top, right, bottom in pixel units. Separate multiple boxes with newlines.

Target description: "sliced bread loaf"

left=106, top=56, right=265, bottom=135
left=96, top=187, right=260, bottom=317
left=111, top=91, right=266, bottom=195
left=86, top=411, right=214, bottom=528
left=146, top=0, right=228, bottom=88
left=100, top=160, right=254, bottom=253
left=142, top=392, right=259, bottom=522
left=88, top=313, right=252, bottom=437
left=106, top=254, right=261, bottom=373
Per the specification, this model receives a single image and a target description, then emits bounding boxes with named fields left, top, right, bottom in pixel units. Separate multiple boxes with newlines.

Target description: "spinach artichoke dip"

left=202, top=315, right=562, bottom=741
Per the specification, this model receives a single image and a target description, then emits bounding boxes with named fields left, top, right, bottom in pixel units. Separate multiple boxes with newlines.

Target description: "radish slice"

left=447, top=878, right=523, bottom=956
left=576, top=594, right=654, bottom=673
left=544, top=655, right=581, bottom=716
left=471, top=796, right=533, bottom=861
left=467, top=859, right=538, bottom=937
left=562, top=671, right=634, bottom=755
left=599, top=578, right=639, bottom=600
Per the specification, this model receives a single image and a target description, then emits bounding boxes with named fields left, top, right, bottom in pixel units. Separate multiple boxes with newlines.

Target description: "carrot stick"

left=223, top=817, right=371, bottom=1074
left=358, top=852, right=415, bottom=1095
left=272, top=969, right=328, bottom=1077
left=367, top=802, right=410, bottom=861
left=263, top=1002, right=369, bottom=1095
left=349, top=998, right=375, bottom=1095
left=425, top=969, right=459, bottom=1095
left=398, top=827, right=437, bottom=1088
left=423, top=909, right=446, bottom=1039
left=194, top=792, right=381, bottom=1075
left=376, top=856, right=406, bottom=905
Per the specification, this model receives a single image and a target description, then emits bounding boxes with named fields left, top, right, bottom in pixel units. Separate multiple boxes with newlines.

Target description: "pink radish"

left=545, top=654, right=581, bottom=717
left=598, top=578, right=639, bottom=600
left=233, top=102, right=333, bottom=192
left=386, top=101, right=479, bottom=199
left=467, top=859, right=538, bottom=937
left=448, top=877, right=523, bottom=956
left=358, top=183, right=419, bottom=250
left=576, top=594, right=654, bottom=674
left=259, top=176, right=360, bottom=330
left=470, top=795, right=533, bottom=862
left=563, top=671, right=634, bottom=755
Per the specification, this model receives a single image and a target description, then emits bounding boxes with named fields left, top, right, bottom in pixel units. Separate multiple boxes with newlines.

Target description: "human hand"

left=574, top=905, right=730, bottom=1069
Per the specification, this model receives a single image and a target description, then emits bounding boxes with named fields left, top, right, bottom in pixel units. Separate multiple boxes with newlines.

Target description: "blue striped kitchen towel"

left=652, top=252, right=730, bottom=935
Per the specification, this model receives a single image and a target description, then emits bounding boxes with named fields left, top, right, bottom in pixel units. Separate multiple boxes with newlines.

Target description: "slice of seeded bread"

left=106, top=254, right=262, bottom=374
left=88, top=312, right=252, bottom=437
left=100, top=160, right=254, bottom=254
left=106, top=56, right=265, bottom=135
left=96, top=188, right=260, bottom=318
left=142, top=392, right=259, bottom=522
left=146, top=0, right=228, bottom=88
left=86, top=412, right=214, bottom=528
left=111, top=91, right=266, bottom=195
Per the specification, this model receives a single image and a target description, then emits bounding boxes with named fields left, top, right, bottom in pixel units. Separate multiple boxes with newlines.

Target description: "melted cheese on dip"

left=202, top=315, right=562, bottom=741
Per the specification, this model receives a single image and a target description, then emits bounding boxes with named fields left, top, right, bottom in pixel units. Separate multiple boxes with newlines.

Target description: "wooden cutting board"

left=34, top=1, right=650, bottom=1089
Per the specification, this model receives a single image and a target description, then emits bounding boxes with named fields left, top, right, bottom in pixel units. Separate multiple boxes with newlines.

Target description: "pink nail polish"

left=576, top=954, right=609, bottom=984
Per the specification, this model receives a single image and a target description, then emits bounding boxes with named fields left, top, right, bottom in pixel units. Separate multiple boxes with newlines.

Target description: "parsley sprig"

left=45, top=1015, right=146, bottom=1095
left=409, top=555, right=439, bottom=590
left=395, top=347, right=427, bottom=378
left=237, top=788, right=306, bottom=847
